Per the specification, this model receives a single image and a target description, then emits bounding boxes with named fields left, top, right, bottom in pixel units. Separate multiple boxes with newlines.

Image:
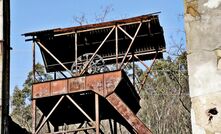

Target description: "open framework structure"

left=23, top=13, right=166, bottom=134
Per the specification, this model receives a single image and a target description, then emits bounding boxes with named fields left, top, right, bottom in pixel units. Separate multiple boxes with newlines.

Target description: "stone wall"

left=184, top=0, right=221, bottom=133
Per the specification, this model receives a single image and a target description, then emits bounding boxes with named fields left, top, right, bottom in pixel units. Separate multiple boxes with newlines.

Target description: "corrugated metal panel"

left=32, top=82, right=51, bottom=98
left=68, top=77, right=85, bottom=93
left=86, top=74, right=104, bottom=96
left=51, top=80, right=67, bottom=95
left=24, top=14, right=166, bottom=73
left=104, top=71, right=122, bottom=96
left=23, top=14, right=159, bottom=37
left=32, top=71, right=122, bottom=98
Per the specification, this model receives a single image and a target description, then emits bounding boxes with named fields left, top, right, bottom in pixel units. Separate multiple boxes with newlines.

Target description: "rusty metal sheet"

left=106, top=93, right=152, bottom=134
left=24, top=14, right=159, bottom=36
left=51, top=80, right=68, bottom=95
left=24, top=14, right=165, bottom=73
left=86, top=74, right=104, bottom=96
left=68, top=77, right=85, bottom=93
left=32, top=82, right=51, bottom=98
left=104, top=71, right=122, bottom=97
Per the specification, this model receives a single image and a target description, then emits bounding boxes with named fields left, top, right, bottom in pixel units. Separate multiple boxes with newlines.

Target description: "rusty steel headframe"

left=24, top=13, right=167, bottom=134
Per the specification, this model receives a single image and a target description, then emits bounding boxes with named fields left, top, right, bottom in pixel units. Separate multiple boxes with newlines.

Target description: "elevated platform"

left=32, top=70, right=151, bottom=133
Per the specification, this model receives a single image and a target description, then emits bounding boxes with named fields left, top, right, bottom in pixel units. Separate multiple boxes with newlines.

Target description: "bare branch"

left=167, top=35, right=185, bottom=57
left=95, top=5, right=113, bottom=22
left=73, top=13, right=88, bottom=26
left=170, top=70, right=190, bottom=113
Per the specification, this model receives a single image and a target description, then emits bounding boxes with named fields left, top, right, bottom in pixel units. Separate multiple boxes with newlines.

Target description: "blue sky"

left=10, top=0, right=185, bottom=93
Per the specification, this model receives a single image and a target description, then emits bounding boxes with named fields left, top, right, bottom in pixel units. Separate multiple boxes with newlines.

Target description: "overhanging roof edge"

left=23, top=12, right=161, bottom=37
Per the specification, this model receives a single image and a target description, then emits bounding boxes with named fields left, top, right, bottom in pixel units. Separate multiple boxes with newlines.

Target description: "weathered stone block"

left=192, top=91, right=221, bottom=133
left=215, top=49, right=221, bottom=70
left=187, top=51, right=216, bottom=75
left=188, top=60, right=221, bottom=97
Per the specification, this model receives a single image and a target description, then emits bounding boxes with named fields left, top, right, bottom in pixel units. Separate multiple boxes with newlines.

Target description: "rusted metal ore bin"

left=32, top=70, right=151, bottom=133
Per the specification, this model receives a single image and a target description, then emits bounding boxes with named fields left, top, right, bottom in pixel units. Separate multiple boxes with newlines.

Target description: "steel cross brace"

left=33, top=94, right=100, bottom=134
left=35, top=96, right=65, bottom=134
left=36, top=41, right=74, bottom=77
left=119, top=22, right=142, bottom=69
left=134, top=52, right=158, bottom=93
left=79, top=26, right=115, bottom=75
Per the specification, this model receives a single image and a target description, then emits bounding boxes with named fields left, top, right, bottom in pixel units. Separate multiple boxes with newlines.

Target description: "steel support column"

left=115, top=26, right=119, bottom=69
left=114, top=120, right=117, bottom=134
left=46, top=121, right=51, bottom=133
left=95, top=93, right=99, bottom=134
left=109, top=119, right=114, bottom=134
left=132, top=52, right=135, bottom=86
left=32, top=40, right=36, bottom=82
left=1, top=0, right=10, bottom=133
left=32, top=99, right=36, bottom=134
left=75, top=32, right=78, bottom=73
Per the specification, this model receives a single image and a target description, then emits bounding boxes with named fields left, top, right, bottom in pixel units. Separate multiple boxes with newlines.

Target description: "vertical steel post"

left=1, top=0, right=10, bottom=133
left=115, top=26, right=118, bottom=69
left=32, top=99, right=36, bottom=134
left=109, top=119, right=114, bottom=134
left=54, top=72, right=56, bottom=80
left=32, top=40, right=36, bottom=134
left=33, top=40, right=35, bottom=82
left=47, top=121, right=51, bottom=133
left=75, top=32, right=77, bottom=72
left=114, top=120, right=117, bottom=134
left=95, top=94, right=99, bottom=134
left=132, top=52, right=135, bottom=86
left=0, top=41, right=2, bottom=134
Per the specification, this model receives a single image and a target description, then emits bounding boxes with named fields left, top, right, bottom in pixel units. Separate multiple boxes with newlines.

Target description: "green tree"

left=138, top=52, right=191, bottom=134
left=11, top=63, right=52, bottom=132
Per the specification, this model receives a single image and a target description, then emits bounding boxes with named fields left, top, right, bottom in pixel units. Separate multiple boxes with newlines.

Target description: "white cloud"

left=204, top=0, right=221, bottom=9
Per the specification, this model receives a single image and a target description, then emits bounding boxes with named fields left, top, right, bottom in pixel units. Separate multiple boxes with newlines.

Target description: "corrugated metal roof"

left=24, top=13, right=166, bottom=73
left=23, top=13, right=160, bottom=37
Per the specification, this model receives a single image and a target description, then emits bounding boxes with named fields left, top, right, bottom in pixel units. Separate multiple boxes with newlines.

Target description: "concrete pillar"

left=184, top=0, right=221, bottom=133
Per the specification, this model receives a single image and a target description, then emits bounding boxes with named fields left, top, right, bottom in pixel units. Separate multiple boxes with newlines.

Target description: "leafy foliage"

left=138, top=52, right=191, bottom=134
left=11, top=63, right=52, bottom=132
